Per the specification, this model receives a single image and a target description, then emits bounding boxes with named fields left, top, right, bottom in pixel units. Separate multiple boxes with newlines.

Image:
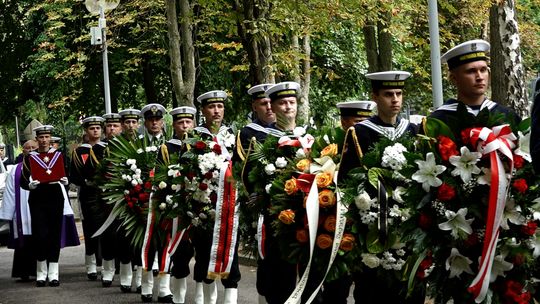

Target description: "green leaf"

left=423, top=118, right=454, bottom=140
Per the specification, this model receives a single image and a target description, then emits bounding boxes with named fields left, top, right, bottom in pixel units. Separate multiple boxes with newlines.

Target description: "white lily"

left=515, top=130, right=531, bottom=162
left=445, top=248, right=474, bottom=278
left=412, top=152, right=446, bottom=192
left=392, top=186, right=406, bottom=204
left=449, top=146, right=482, bottom=183
left=529, top=229, right=540, bottom=257
left=438, top=208, right=474, bottom=239
left=490, top=254, right=514, bottom=282
left=477, top=167, right=491, bottom=185
left=500, top=198, right=526, bottom=230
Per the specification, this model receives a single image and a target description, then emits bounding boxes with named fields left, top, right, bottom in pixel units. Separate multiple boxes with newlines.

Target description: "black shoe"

left=157, top=294, right=173, bottom=303
left=16, top=276, right=33, bottom=283
left=141, top=294, right=153, bottom=303
left=87, top=272, right=98, bottom=281
left=136, top=285, right=142, bottom=293
left=102, top=280, right=112, bottom=287
left=36, top=280, right=46, bottom=287
left=152, top=269, right=158, bottom=277
left=120, top=285, right=131, bottom=293
left=49, top=280, right=60, bottom=287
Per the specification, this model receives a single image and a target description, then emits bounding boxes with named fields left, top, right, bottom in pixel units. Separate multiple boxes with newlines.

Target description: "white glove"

left=60, top=177, right=69, bottom=185
left=29, top=180, right=40, bottom=190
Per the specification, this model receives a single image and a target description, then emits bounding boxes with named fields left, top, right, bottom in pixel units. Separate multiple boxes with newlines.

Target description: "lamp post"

left=85, top=0, right=120, bottom=114
left=427, top=0, right=443, bottom=110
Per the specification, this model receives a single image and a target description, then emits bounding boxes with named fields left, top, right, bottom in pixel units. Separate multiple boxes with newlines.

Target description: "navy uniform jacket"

left=532, top=92, right=540, bottom=173
left=339, top=116, right=418, bottom=182
left=234, top=119, right=277, bottom=163
left=157, top=136, right=186, bottom=165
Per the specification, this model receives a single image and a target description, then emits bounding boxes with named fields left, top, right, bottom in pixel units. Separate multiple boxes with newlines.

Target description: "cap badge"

left=395, top=74, right=401, bottom=80
left=471, top=43, right=477, bottom=51
left=213, top=92, right=217, bottom=97
left=151, top=105, right=158, bottom=114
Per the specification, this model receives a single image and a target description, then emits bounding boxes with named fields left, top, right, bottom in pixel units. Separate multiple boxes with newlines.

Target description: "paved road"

left=0, top=221, right=354, bottom=304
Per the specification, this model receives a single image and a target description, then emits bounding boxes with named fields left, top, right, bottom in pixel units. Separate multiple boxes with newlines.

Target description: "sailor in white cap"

left=265, top=81, right=300, bottom=132
left=339, top=72, right=422, bottom=304
left=429, top=39, right=520, bottom=139
left=235, top=83, right=276, bottom=161
left=21, top=125, right=79, bottom=287
left=119, top=108, right=141, bottom=140
left=336, top=100, right=376, bottom=130
left=193, top=90, right=240, bottom=304
left=102, top=113, right=122, bottom=140
left=69, top=116, right=109, bottom=283
left=141, top=103, right=167, bottom=145
left=156, top=106, right=197, bottom=304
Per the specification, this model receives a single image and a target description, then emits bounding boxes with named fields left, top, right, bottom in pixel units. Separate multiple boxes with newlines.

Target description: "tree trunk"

left=363, top=12, right=393, bottom=73
left=363, top=20, right=379, bottom=73
left=142, top=54, right=157, bottom=104
left=166, top=0, right=184, bottom=105
left=179, top=0, right=196, bottom=106
left=297, top=34, right=311, bottom=126
left=489, top=0, right=528, bottom=117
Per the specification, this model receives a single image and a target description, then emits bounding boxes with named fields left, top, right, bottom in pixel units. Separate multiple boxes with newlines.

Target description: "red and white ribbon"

left=467, top=125, right=516, bottom=303
left=141, top=193, right=156, bottom=270
left=257, top=213, right=266, bottom=259
left=208, top=161, right=239, bottom=278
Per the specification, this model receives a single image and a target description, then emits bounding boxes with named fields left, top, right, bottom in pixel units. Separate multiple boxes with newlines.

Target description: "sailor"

left=103, top=112, right=123, bottom=140
left=336, top=100, right=376, bottom=129
left=141, top=103, right=167, bottom=146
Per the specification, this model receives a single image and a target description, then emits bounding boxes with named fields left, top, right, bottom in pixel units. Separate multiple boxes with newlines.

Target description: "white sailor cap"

left=102, top=113, right=122, bottom=123
left=170, top=106, right=196, bottom=121
left=0, top=143, right=4, bottom=148
left=51, top=136, right=62, bottom=143
left=336, top=100, right=376, bottom=118
left=33, top=125, right=54, bottom=136
left=141, top=103, right=167, bottom=119
left=441, top=39, right=490, bottom=70
left=366, top=71, right=411, bottom=91
left=119, top=109, right=141, bottom=121
left=197, top=90, right=228, bottom=106
left=265, top=81, right=300, bottom=102
left=81, top=116, right=105, bottom=128
left=247, top=84, right=273, bottom=100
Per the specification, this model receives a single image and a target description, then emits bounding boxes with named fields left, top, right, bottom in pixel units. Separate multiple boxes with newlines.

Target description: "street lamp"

left=85, top=0, right=120, bottom=114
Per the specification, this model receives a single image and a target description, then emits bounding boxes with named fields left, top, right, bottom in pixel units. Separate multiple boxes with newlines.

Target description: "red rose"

left=513, top=154, right=525, bottom=169
left=144, top=181, right=152, bottom=190
left=504, top=280, right=531, bottom=304
left=134, top=184, right=142, bottom=193
left=209, top=192, right=217, bottom=204
left=521, top=221, right=537, bottom=236
left=437, top=136, right=459, bottom=162
left=187, top=172, right=196, bottom=180
left=512, top=179, right=528, bottom=194
left=138, top=192, right=150, bottom=203
left=199, top=183, right=208, bottom=191
left=418, top=213, right=433, bottom=230
left=461, top=128, right=473, bottom=145
left=512, top=253, right=525, bottom=266
left=437, top=183, right=456, bottom=201
left=415, top=255, right=433, bottom=280
left=127, top=201, right=134, bottom=208
left=204, top=172, right=214, bottom=180
left=194, top=141, right=207, bottom=150
left=212, top=144, right=222, bottom=154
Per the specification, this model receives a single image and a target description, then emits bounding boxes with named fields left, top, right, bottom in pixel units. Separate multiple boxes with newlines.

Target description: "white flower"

left=293, top=126, right=306, bottom=137
left=209, top=142, right=216, bottom=149
left=124, top=190, right=130, bottom=195
left=130, top=164, right=138, bottom=171
left=529, top=230, right=540, bottom=257
left=158, top=181, right=167, bottom=189
left=296, top=149, right=306, bottom=158
left=381, top=143, right=408, bottom=170
left=515, top=130, right=531, bottom=162
left=477, top=167, right=491, bottom=185
left=500, top=198, right=526, bottom=230
left=168, top=169, right=180, bottom=177
left=445, top=248, right=474, bottom=278
left=264, top=164, right=276, bottom=175
left=171, top=184, right=179, bottom=191
left=145, top=146, right=158, bottom=152
left=136, top=148, right=144, bottom=154
left=131, top=179, right=139, bottom=186
left=135, top=169, right=141, bottom=175
left=165, top=195, right=173, bottom=204
left=275, top=157, right=288, bottom=169
left=490, top=254, right=514, bottom=282
left=392, top=186, right=406, bottom=204
left=299, top=134, right=315, bottom=150
left=361, top=253, right=380, bottom=268
left=354, top=191, right=373, bottom=211
left=126, top=159, right=136, bottom=166
left=412, top=152, right=446, bottom=192
left=449, top=146, right=482, bottom=183
left=323, top=134, right=330, bottom=144
left=438, top=208, right=474, bottom=239
left=265, top=184, right=272, bottom=194
left=186, top=211, right=194, bottom=218
left=199, top=213, right=208, bottom=220
left=159, top=203, right=166, bottom=210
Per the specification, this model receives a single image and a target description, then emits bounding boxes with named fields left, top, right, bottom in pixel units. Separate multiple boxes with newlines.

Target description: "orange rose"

left=320, top=144, right=338, bottom=157
left=318, top=189, right=336, bottom=208
left=278, top=209, right=295, bottom=224
left=296, top=159, right=311, bottom=172
left=323, top=215, right=336, bottom=232
left=316, top=233, right=333, bottom=250
left=316, top=172, right=333, bottom=188
left=296, top=229, right=309, bottom=243
left=339, top=233, right=355, bottom=251
left=284, top=178, right=298, bottom=195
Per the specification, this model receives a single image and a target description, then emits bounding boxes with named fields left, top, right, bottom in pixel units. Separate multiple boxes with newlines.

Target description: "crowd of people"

left=0, top=37, right=537, bottom=304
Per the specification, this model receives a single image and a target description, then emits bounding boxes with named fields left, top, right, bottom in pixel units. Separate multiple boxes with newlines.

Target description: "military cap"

left=33, top=125, right=54, bottom=136
left=102, top=113, right=122, bottom=124
left=366, top=71, right=411, bottom=91
left=51, top=136, right=61, bottom=143
left=141, top=103, right=166, bottom=120
left=441, top=39, right=490, bottom=70
left=197, top=90, right=227, bottom=107
left=119, top=109, right=141, bottom=121
left=247, top=84, right=273, bottom=100
left=265, top=81, right=301, bottom=102
left=336, top=100, right=376, bottom=118
left=170, top=106, right=196, bottom=121
left=81, top=116, right=105, bottom=129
